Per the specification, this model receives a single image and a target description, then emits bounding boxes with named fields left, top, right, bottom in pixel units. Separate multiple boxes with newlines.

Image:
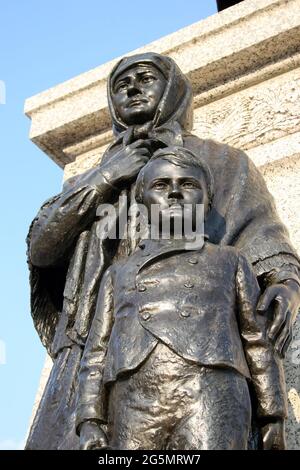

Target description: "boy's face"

left=112, top=64, right=166, bottom=125
left=141, top=158, right=209, bottom=234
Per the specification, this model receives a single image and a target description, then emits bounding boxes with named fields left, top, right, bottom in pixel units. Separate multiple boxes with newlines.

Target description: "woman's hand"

left=101, top=140, right=152, bottom=187
left=257, top=279, right=300, bottom=357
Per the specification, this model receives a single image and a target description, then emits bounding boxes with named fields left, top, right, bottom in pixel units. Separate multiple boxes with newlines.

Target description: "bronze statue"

left=77, top=147, right=287, bottom=450
left=26, top=53, right=300, bottom=450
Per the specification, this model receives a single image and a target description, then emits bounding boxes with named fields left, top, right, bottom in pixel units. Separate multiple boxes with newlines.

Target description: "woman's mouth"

left=127, top=98, right=147, bottom=108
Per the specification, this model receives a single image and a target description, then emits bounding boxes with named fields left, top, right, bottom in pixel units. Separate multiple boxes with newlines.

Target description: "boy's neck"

left=139, top=233, right=209, bottom=249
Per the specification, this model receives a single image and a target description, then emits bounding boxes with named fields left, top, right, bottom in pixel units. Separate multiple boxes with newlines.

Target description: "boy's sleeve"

left=75, top=266, right=114, bottom=432
left=236, top=254, right=288, bottom=421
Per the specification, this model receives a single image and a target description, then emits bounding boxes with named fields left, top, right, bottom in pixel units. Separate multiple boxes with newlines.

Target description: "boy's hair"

left=135, top=146, right=214, bottom=207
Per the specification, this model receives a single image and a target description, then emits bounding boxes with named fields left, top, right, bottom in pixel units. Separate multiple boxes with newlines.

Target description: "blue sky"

left=0, top=1, right=217, bottom=449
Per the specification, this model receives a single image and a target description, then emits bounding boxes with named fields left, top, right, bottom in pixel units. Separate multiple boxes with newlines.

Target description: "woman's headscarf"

left=106, top=52, right=193, bottom=147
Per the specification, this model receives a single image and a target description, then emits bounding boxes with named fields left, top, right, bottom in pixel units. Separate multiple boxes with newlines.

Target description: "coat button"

left=181, top=311, right=190, bottom=318
left=188, top=257, right=198, bottom=265
left=184, top=281, right=194, bottom=288
left=137, top=284, right=147, bottom=292
left=141, top=311, right=151, bottom=320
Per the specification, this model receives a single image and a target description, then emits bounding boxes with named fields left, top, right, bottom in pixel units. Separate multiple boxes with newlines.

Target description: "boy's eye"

left=181, top=181, right=198, bottom=188
left=152, top=181, right=167, bottom=190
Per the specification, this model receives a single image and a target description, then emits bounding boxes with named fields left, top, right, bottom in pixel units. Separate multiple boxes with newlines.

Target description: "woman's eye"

left=141, top=75, right=154, bottom=84
left=116, top=83, right=127, bottom=92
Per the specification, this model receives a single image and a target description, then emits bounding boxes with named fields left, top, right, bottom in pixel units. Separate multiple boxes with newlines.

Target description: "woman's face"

left=112, top=64, right=166, bottom=125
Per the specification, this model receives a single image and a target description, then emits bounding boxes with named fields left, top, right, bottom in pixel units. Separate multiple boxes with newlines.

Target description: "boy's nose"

left=168, top=184, right=183, bottom=199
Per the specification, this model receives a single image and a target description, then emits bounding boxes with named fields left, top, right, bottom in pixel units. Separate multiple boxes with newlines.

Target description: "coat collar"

left=135, top=236, right=208, bottom=274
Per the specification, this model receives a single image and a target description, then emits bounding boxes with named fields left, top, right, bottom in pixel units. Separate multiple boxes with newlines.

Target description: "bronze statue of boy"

left=76, top=146, right=287, bottom=450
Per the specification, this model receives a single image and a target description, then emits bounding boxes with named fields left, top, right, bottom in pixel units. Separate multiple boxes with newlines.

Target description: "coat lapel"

left=136, top=239, right=200, bottom=275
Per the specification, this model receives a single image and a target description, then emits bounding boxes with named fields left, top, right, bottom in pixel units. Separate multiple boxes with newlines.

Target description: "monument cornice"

left=24, top=0, right=300, bottom=168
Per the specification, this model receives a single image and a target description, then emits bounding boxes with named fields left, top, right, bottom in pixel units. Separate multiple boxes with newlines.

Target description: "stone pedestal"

left=25, top=0, right=300, bottom=448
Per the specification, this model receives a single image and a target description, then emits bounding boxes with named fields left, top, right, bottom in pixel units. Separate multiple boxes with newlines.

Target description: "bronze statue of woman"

left=26, top=52, right=300, bottom=449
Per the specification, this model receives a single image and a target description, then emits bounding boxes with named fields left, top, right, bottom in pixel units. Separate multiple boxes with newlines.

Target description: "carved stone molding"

left=193, top=67, right=300, bottom=150
left=25, top=0, right=300, bottom=167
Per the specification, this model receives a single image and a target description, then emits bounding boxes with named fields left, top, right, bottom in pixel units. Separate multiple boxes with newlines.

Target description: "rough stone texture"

left=260, top=155, right=300, bottom=449
left=193, top=68, right=300, bottom=151
left=260, top=155, right=300, bottom=252
left=25, top=0, right=300, bottom=448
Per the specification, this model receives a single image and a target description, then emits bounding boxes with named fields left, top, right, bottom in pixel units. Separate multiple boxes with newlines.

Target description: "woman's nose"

left=127, top=80, right=141, bottom=96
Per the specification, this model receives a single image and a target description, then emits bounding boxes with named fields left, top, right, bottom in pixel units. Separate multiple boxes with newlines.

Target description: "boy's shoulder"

left=190, top=242, right=252, bottom=269
left=110, top=240, right=246, bottom=271
left=197, top=241, right=241, bottom=259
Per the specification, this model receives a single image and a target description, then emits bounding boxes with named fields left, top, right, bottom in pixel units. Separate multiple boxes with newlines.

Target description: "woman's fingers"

left=280, top=332, right=292, bottom=358
left=257, top=285, right=278, bottom=312
left=129, top=139, right=152, bottom=150
left=274, top=312, right=292, bottom=357
left=268, top=296, right=289, bottom=342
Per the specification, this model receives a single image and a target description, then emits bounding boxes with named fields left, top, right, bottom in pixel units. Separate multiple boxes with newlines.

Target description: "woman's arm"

left=29, top=168, right=116, bottom=267
left=30, top=139, right=151, bottom=267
